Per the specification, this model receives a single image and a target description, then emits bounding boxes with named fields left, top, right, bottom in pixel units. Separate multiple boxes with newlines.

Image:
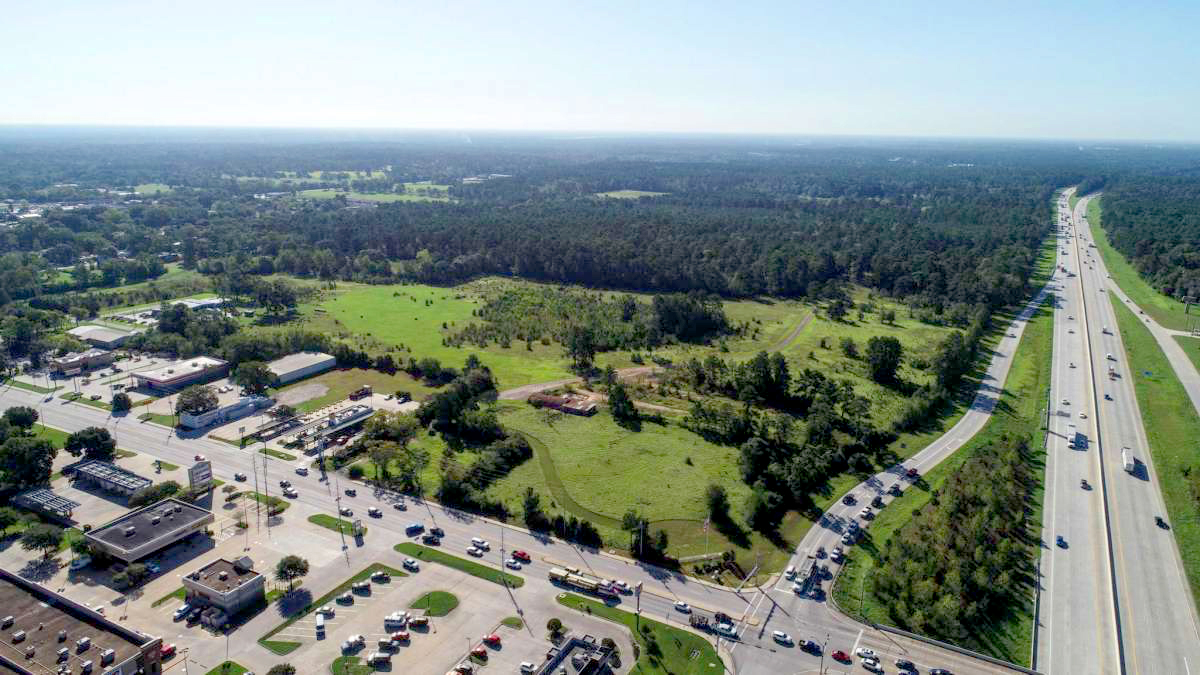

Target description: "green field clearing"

left=275, top=367, right=436, bottom=413
left=350, top=431, right=458, bottom=491
left=248, top=492, right=290, bottom=513
left=595, top=190, right=669, bottom=199
left=258, top=563, right=405, bottom=654
left=501, top=616, right=523, bottom=628
left=557, top=593, right=723, bottom=675
left=410, top=590, right=458, bottom=616
left=134, top=183, right=171, bottom=195
left=1112, top=298, right=1200, bottom=609
left=833, top=300, right=1053, bottom=666
left=297, top=188, right=451, bottom=203
left=394, top=543, right=524, bottom=587
left=1089, top=197, right=1196, bottom=331
left=330, top=656, right=373, bottom=675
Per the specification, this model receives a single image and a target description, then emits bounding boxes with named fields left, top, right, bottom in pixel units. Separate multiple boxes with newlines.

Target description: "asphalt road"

left=1035, top=189, right=1120, bottom=673
left=1066, top=194, right=1200, bottom=675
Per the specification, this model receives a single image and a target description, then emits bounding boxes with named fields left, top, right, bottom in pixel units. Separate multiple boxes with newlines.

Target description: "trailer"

left=1067, top=424, right=1077, bottom=449
left=548, top=567, right=616, bottom=597
left=1123, top=447, right=1135, bottom=474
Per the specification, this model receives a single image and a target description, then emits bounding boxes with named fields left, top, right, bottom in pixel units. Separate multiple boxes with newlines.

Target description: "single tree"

left=233, top=361, right=274, bottom=395
left=267, top=666, right=297, bottom=675
left=175, top=385, right=218, bottom=415
left=274, top=555, right=310, bottom=590
left=547, top=618, right=564, bottom=637
left=0, top=436, right=56, bottom=488
left=64, top=427, right=117, bottom=461
left=608, top=382, right=639, bottom=424
left=866, top=336, right=903, bottom=384
left=21, top=523, right=64, bottom=559
left=840, top=336, right=859, bottom=359
left=0, top=506, right=21, bottom=532
left=111, top=392, right=132, bottom=412
left=564, top=325, right=596, bottom=372
left=3, top=406, right=38, bottom=431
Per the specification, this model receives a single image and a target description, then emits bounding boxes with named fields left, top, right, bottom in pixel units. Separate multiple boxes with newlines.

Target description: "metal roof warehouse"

left=131, top=355, right=228, bottom=391
left=85, top=498, right=214, bottom=563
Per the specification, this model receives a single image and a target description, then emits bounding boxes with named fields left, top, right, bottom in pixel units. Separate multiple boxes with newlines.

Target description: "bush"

left=347, top=465, right=364, bottom=480
left=128, top=481, right=181, bottom=507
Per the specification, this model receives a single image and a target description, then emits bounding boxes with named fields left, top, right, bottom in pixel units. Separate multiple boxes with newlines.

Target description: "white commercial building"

left=179, top=395, right=273, bottom=430
left=268, top=351, right=336, bottom=385
left=132, top=356, right=228, bottom=391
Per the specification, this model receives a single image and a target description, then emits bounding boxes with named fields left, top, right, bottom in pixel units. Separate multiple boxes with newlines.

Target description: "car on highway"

left=466, top=546, right=483, bottom=557
left=896, top=658, right=915, bottom=670
left=1079, top=412, right=1087, bottom=418
left=772, top=630, right=792, bottom=645
left=431, top=527, right=445, bottom=537
left=505, top=558, right=522, bottom=569
left=339, top=507, right=353, bottom=516
left=1056, top=535, right=1067, bottom=548
left=234, top=472, right=247, bottom=481
left=421, top=534, right=440, bottom=545
left=294, top=465, right=308, bottom=476
left=470, top=537, right=490, bottom=550
left=405, top=523, right=424, bottom=534
left=344, top=488, right=356, bottom=496
left=279, top=480, right=291, bottom=488
left=1061, top=398, right=1070, bottom=406
left=1156, top=516, right=1170, bottom=529
left=930, top=670, right=953, bottom=675
left=193, top=454, right=205, bottom=461
left=511, top=550, right=531, bottom=563
left=1068, top=315, right=1074, bottom=320
left=1069, top=362, right=1075, bottom=368
left=367, top=507, right=382, bottom=518
left=392, top=501, right=406, bottom=510
left=1104, top=393, right=1112, bottom=400
left=1081, top=479, right=1090, bottom=490
left=905, top=467, right=919, bottom=478
left=830, top=546, right=844, bottom=563
left=674, top=601, right=691, bottom=613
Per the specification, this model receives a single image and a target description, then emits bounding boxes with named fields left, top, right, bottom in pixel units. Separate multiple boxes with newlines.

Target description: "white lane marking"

left=851, top=627, right=864, bottom=655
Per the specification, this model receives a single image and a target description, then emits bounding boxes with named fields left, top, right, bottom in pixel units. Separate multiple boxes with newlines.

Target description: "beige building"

left=182, top=557, right=265, bottom=616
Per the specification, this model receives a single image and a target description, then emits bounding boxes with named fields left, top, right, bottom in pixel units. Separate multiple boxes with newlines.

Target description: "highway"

left=1065, top=194, right=1200, bottom=675
left=1035, top=189, right=1120, bottom=673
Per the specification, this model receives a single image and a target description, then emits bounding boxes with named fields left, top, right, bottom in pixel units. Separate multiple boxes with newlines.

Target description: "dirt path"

left=767, top=310, right=814, bottom=352
left=496, top=366, right=659, bottom=401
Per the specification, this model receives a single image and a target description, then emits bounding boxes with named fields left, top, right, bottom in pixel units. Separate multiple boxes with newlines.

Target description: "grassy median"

left=1111, top=298, right=1200, bottom=609
left=410, top=590, right=459, bottom=616
left=833, top=298, right=1053, bottom=667
left=395, top=542, right=523, bottom=587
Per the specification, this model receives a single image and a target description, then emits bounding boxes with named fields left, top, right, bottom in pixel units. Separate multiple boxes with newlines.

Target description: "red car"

left=194, top=454, right=206, bottom=461
left=905, top=467, right=919, bottom=478
left=471, top=646, right=488, bottom=659
left=390, top=631, right=410, bottom=642
left=831, top=650, right=850, bottom=662
left=511, top=550, right=531, bottom=563
left=161, top=643, right=177, bottom=659
left=482, top=634, right=501, bottom=646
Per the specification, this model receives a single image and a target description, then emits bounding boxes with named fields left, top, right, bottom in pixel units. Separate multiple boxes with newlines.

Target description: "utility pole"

left=334, top=475, right=347, bottom=550
left=262, top=453, right=271, bottom=536
left=250, top=452, right=261, bottom=531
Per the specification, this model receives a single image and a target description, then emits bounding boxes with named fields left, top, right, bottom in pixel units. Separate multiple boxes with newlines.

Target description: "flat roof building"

left=0, top=568, right=162, bottom=675
left=182, top=557, right=265, bottom=617
left=85, top=498, right=213, bottom=563
left=68, top=460, right=153, bottom=497
left=50, top=348, right=115, bottom=375
left=66, top=325, right=133, bottom=349
left=13, top=488, right=80, bottom=520
left=268, top=351, right=336, bottom=385
left=132, top=356, right=228, bottom=391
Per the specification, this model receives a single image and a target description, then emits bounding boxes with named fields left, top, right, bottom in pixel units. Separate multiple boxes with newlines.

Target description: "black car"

left=421, top=534, right=441, bottom=545
left=1156, top=516, right=1170, bottom=529
left=279, top=480, right=291, bottom=488
left=896, top=659, right=915, bottom=670
left=871, top=496, right=884, bottom=508
left=430, top=527, right=445, bottom=537
left=345, top=488, right=357, bottom=497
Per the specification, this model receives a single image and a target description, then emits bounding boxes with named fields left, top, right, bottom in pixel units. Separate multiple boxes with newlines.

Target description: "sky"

left=2, top=0, right=1198, bottom=141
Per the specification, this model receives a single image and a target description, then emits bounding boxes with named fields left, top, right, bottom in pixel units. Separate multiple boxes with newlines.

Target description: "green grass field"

left=260, top=447, right=297, bottom=461
left=297, top=187, right=451, bottom=203
left=595, top=190, right=669, bottom=199
left=258, top=563, right=406, bottom=654
left=833, top=299, right=1053, bottom=667
left=32, top=424, right=69, bottom=447
left=1112, top=298, right=1200, bottom=609
left=2, top=378, right=59, bottom=394
left=557, top=593, right=723, bottom=675
left=330, top=656, right=372, bottom=675
left=134, top=183, right=171, bottom=195
left=248, top=492, right=290, bottom=513
left=1174, top=336, right=1200, bottom=374
left=409, top=590, right=459, bottom=616
left=394, top=543, right=524, bottom=587
left=1088, top=197, right=1196, bottom=331
left=275, top=367, right=436, bottom=413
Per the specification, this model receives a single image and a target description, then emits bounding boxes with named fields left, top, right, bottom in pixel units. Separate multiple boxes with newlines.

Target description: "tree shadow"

left=276, top=588, right=314, bottom=617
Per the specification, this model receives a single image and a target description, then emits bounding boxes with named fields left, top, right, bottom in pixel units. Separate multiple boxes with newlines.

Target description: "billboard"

left=188, top=460, right=214, bottom=489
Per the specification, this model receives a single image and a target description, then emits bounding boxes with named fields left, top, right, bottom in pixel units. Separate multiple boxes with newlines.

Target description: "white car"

left=856, top=647, right=877, bottom=659
left=674, top=601, right=691, bottom=613
left=1061, top=398, right=1069, bottom=406
left=470, top=537, right=490, bottom=550
left=319, top=606, right=335, bottom=616
left=519, top=663, right=536, bottom=673
left=505, top=558, right=522, bottom=570
left=862, top=658, right=883, bottom=673
left=858, top=507, right=873, bottom=520
left=466, top=547, right=483, bottom=557
left=402, top=558, right=419, bottom=571
left=339, top=507, right=353, bottom=516
left=772, top=630, right=792, bottom=645
left=1069, top=362, right=1075, bottom=368
left=1079, top=412, right=1087, bottom=419
left=830, top=546, right=844, bottom=563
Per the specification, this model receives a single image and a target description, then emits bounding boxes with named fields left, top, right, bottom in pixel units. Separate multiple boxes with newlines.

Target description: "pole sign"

left=188, top=460, right=214, bottom=490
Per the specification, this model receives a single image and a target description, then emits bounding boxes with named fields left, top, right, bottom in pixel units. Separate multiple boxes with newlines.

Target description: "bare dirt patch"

left=276, top=383, right=328, bottom=406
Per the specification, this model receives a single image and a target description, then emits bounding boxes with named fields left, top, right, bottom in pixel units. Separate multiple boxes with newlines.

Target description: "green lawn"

left=394, top=543, right=524, bottom=587
left=501, top=616, right=523, bottom=629
left=595, top=190, right=669, bottom=199
left=32, top=424, right=69, bottom=447
left=157, top=460, right=181, bottom=471
left=1088, top=197, right=1196, bottom=331
left=135, top=183, right=171, bottom=195
left=203, top=663, right=247, bottom=675
left=2, top=378, right=59, bottom=394
left=259, top=563, right=406, bottom=654
left=557, top=593, right=723, bottom=675
left=1112, top=298, right=1200, bottom=609
left=308, top=514, right=364, bottom=537
left=409, top=590, right=459, bottom=616
left=330, top=656, right=373, bottom=675
left=833, top=298, right=1053, bottom=667
left=1174, top=335, right=1200, bottom=374
left=138, top=412, right=177, bottom=427
left=260, top=447, right=298, bottom=461
left=152, top=587, right=186, bottom=608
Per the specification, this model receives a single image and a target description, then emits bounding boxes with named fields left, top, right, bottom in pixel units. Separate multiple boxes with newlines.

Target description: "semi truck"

left=548, top=567, right=617, bottom=597
left=1123, top=447, right=1135, bottom=474
left=1067, top=424, right=1077, bottom=449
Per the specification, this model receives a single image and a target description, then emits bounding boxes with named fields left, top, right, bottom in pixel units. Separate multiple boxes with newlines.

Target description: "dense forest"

left=1091, top=173, right=1200, bottom=299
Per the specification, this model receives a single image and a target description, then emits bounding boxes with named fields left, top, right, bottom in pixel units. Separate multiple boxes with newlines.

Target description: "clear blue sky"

left=3, top=0, right=1197, bottom=140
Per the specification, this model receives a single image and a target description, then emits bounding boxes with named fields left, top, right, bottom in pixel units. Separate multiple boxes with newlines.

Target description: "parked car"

left=855, top=647, right=877, bottom=659
left=161, top=644, right=176, bottom=658
left=145, top=562, right=161, bottom=574
left=70, top=556, right=92, bottom=571
left=772, top=631, right=792, bottom=645
left=172, top=604, right=192, bottom=621
left=831, top=650, right=850, bottom=662
left=830, top=546, right=844, bottom=563
left=403, top=558, right=420, bottom=571
left=482, top=634, right=501, bottom=646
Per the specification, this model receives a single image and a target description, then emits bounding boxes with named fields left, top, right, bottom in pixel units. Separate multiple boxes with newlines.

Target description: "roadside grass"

left=260, top=447, right=297, bottom=461
left=276, top=367, right=435, bottom=413
left=557, top=593, right=723, bottom=675
left=60, top=392, right=113, bottom=410
left=152, top=587, right=186, bottom=608
left=308, top=514, right=364, bottom=537
left=394, top=543, right=524, bottom=587
left=833, top=299, right=1053, bottom=667
left=248, top=492, right=290, bottom=513
left=157, top=460, right=180, bottom=471
left=32, top=424, right=69, bottom=447
left=410, top=590, right=459, bottom=616
left=595, top=190, right=669, bottom=199
left=1112, top=298, right=1200, bottom=609
left=1174, top=336, right=1200, bottom=374
left=2, top=378, right=59, bottom=394
left=138, top=412, right=177, bottom=427
left=1088, top=197, right=1195, bottom=331
left=115, top=449, right=136, bottom=459
left=1069, top=190, right=1080, bottom=212
left=258, top=563, right=406, bottom=654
